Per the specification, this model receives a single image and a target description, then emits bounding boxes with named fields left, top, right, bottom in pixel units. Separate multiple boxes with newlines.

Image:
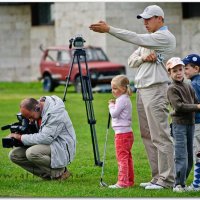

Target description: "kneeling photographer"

left=8, top=95, right=76, bottom=180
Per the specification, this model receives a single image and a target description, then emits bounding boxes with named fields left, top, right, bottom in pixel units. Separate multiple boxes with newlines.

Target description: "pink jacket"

left=109, top=94, right=132, bottom=134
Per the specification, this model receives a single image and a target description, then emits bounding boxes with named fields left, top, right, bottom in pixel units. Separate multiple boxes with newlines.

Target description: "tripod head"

left=69, top=35, right=86, bottom=49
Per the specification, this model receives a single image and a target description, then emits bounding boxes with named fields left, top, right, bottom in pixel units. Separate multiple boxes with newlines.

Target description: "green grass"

left=0, top=82, right=198, bottom=197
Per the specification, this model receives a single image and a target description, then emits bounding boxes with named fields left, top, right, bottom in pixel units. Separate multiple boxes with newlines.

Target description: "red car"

left=39, top=45, right=126, bottom=92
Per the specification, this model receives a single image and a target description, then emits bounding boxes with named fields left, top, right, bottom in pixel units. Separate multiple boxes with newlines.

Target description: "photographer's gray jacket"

left=109, top=26, right=176, bottom=88
left=21, top=95, right=76, bottom=168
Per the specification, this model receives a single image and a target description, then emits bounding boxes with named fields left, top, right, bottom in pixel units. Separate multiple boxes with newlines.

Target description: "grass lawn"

left=0, top=82, right=198, bottom=198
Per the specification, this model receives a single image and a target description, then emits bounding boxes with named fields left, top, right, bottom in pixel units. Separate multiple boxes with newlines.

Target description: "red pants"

left=115, top=132, right=134, bottom=187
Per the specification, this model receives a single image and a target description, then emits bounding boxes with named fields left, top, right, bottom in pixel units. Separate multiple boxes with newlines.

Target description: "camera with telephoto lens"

left=1, top=113, right=38, bottom=148
left=69, top=35, right=86, bottom=49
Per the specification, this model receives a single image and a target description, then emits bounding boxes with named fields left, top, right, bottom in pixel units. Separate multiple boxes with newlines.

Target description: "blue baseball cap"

left=182, top=54, right=200, bottom=67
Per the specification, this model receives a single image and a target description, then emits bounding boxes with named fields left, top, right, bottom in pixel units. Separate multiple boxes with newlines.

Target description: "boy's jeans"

left=115, top=132, right=134, bottom=187
left=172, top=123, right=194, bottom=186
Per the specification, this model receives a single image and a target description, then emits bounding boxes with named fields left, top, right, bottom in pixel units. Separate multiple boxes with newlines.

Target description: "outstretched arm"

left=89, top=21, right=110, bottom=33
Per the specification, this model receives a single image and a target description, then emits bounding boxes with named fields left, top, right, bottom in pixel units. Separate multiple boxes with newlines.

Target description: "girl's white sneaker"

left=108, top=184, right=123, bottom=189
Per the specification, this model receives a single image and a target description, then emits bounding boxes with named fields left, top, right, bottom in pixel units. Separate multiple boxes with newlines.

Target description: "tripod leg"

left=63, top=52, right=76, bottom=102
left=82, top=76, right=102, bottom=166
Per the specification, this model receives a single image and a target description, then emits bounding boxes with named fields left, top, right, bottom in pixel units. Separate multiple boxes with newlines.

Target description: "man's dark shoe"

left=55, top=170, right=72, bottom=181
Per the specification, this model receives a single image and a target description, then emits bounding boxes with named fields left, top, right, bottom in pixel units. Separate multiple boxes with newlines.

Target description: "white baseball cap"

left=166, top=57, right=185, bottom=71
left=137, top=5, right=164, bottom=19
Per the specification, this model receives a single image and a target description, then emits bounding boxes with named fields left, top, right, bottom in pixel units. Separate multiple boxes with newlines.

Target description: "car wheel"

left=43, top=75, right=55, bottom=92
left=74, top=76, right=82, bottom=93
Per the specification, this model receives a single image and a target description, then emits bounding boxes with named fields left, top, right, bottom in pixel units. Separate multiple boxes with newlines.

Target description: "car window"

left=71, top=48, right=108, bottom=63
left=94, top=49, right=108, bottom=61
left=85, top=48, right=108, bottom=61
left=45, top=50, right=58, bottom=62
left=58, top=51, right=71, bottom=64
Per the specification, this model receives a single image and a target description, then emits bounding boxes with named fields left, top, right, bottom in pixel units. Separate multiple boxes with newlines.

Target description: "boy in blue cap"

left=183, top=54, right=200, bottom=191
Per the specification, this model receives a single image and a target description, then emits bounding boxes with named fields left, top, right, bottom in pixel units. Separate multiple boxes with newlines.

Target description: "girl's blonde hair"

left=111, top=75, right=132, bottom=96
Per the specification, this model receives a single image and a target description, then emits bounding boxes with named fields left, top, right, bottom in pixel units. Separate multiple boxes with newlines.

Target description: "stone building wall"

left=0, top=5, right=31, bottom=81
left=182, top=19, right=200, bottom=56
left=54, top=2, right=106, bottom=50
left=30, top=26, right=55, bottom=81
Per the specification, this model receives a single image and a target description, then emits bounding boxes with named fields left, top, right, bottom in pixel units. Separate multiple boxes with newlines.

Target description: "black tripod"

left=63, top=47, right=102, bottom=167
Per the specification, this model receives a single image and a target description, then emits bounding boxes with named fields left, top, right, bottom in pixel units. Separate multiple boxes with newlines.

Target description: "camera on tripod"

left=1, top=113, right=38, bottom=148
left=69, top=35, right=85, bottom=49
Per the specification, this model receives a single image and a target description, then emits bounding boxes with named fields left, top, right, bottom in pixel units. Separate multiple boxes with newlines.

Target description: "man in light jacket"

left=9, top=95, right=76, bottom=180
left=90, top=4, right=175, bottom=189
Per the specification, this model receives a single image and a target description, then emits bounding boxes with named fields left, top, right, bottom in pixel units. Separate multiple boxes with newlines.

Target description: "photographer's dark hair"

left=20, top=98, right=39, bottom=111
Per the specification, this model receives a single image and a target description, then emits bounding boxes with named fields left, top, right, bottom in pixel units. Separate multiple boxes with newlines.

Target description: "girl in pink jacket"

left=108, top=75, right=134, bottom=188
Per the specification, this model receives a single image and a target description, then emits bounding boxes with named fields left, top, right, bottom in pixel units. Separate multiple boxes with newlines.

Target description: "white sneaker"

left=108, top=184, right=123, bottom=189
left=140, top=182, right=153, bottom=188
left=173, top=185, right=185, bottom=193
left=145, top=184, right=164, bottom=190
left=186, top=184, right=200, bottom=192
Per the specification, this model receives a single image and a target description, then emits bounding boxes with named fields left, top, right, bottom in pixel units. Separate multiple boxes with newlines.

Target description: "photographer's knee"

left=8, top=149, right=15, bottom=162
left=9, top=147, right=23, bottom=163
left=26, top=147, right=36, bottom=162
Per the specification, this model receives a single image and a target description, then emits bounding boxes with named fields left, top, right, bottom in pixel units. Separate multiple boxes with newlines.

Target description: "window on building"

left=182, top=3, right=200, bottom=19
left=31, top=3, right=54, bottom=26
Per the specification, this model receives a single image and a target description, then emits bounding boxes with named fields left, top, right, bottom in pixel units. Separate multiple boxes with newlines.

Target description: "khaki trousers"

left=137, top=83, right=175, bottom=188
left=9, top=144, right=65, bottom=179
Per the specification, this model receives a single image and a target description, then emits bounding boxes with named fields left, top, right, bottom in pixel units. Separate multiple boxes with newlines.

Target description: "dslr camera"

left=69, top=35, right=86, bottom=49
left=1, top=113, right=38, bottom=148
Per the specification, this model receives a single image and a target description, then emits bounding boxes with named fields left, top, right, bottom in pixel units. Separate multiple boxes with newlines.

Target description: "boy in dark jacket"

left=166, top=57, right=200, bottom=192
